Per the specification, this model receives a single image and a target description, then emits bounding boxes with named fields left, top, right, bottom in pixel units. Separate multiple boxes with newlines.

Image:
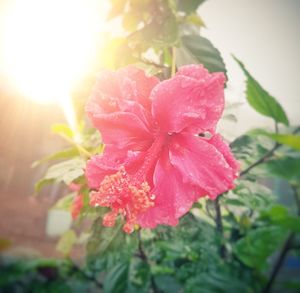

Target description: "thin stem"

left=171, top=47, right=176, bottom=77
left=240, top=143, right=280, bottom=176
left=240, top=127, right=300, bottom=177
left=137, top=231, right=160, bottom=293
left=140, top=57, right=167, bottom=69
left=263, top=185, right=300, bottom=293
left=214, top=196, right=226, bottom=258
left=59, top=133, right=92, bottom=158
left=263, top=233, right=295, bottom=293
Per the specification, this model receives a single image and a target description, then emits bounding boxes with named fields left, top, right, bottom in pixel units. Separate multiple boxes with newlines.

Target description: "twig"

left=214, top=196, right=226, bottom=258
left=171, top=47, right=176, bottom=77
left=263, top=185, right=300, bottom=293
left=240, top=127, right=300, bottom=177
left=263, top=233, right=295, bottom=293
left=139, top=57, right=167, bottom=69
left=240, top=143, right=280, bottom=176
left=137, top=231, right=160, bottom=293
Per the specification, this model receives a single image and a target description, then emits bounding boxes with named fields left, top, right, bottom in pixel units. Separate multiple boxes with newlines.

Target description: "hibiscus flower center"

left=89, top=131, right=169, bottom=233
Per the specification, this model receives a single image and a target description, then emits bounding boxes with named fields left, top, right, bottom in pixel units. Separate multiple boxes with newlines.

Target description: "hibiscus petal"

left=85, top=150, right=120, bottom=190
left=151, top=65, right=225, bottom=134
left=89, top=111, right=153, bottom=151
left=169, top=133, right=238, bottom=199
left=138, top=149, right=205, bottom=228
left=86, top=66, right=159, bottom=116
left=208, top=134, right=240, bottom=175
left=118, top=66, right=160, bottom=109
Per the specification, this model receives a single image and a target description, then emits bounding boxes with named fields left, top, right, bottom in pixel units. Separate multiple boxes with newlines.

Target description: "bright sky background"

left=200, top=0, right=300, bottom=137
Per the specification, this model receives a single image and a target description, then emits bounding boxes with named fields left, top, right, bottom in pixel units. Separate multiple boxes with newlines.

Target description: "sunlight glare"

left=1, top=0, right=103, bottom=104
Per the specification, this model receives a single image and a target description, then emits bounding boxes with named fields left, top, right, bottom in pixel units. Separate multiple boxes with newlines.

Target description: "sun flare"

left=1, top=0, right=105, bottom=104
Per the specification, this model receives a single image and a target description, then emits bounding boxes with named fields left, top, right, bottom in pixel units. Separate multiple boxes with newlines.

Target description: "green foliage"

left=177, top=35, right=227, bottom=75
left=35, top=158, right=85, bottom=193
left=234, top=226, right=287, bottom=270
left=177, top=0, right=206, bottom=14
left=234, top=56, right=289, bottom=125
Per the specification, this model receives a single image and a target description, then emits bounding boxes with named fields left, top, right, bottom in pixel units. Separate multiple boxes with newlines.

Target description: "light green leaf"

left=234, top=56, right=289, bottom=125
left=35, top=158, right=85, bottom=193
left=253, top=129, right=300, bottom=151
left=56, top=230, right=77, bottom=256
left=53, top=193, right=75, bottom=211
left=31, top=148, right=79, bottom=168
left=177, top=35, right=226, bottom=75
left=51, top=123, right=74, bottom=138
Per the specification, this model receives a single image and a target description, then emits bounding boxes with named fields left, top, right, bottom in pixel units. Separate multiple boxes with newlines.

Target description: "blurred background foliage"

left=1, top=0, right=300, bottom=292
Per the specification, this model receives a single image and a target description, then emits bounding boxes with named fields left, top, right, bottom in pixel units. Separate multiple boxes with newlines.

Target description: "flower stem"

left=59, top=133, right=92, bottom=158
left=263, top=185, right=300, bottom=293
left=171, top=47, right=176, bottom=77
left=214, top=196, right=226, bottom=258
left=137, top=231, right=160, bottom=293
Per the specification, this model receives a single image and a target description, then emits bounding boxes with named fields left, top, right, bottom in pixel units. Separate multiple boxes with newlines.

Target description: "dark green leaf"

left=177, top=35, right=226, bottom=75
left=234, top=56, right=289, bottom=125
left=104, top=262, right=129, bottom=293
left=263, top=157, right=300, bottom=182
left=177, top=0, right=206, bottom=14
left=234, top=226, right=287, bottom=270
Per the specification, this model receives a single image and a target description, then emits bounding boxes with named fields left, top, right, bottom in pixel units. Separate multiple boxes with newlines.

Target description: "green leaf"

left=177, top=35, right=226, bottom=75
left=253, top=129, right=300, bottom=151
left=234, top=226, right=287, bottom=270
left=225, top=180, right=274, bottom=211
left=263, top=157, right=300, bottom=182
left=35, top=158, right=85, bottom=193
left=177, top=0, right=206, bottom=14
left=53, top=193, right=75, bottom=211
left=31, top=148, right=79, bottom=168
left=56, top=230, right=77, bottom=256
left=185, top=13, right=205, bottom=27
left=104, top=262, right=129, bottom=293
left=51, top=123, right=74, bottom=138
left=263, top=205, right=300, bottom=233
left=234, top=56, right=289, bottom=125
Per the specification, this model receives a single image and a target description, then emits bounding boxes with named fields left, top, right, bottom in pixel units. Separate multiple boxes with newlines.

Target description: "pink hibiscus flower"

left=85, top=65, right=239, bottom=233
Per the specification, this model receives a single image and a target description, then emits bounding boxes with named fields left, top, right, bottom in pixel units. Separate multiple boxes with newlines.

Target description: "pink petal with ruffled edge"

left=138, top=149, right=206, bottom=228
left=169, top=133, right=237, bottom=199
left=151, top=65, right=225, bottom=134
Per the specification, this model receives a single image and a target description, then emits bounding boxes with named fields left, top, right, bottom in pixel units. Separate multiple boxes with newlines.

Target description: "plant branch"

left=214, top=196, right=226, bottom=258
left=263, top=185, right=300, bottom=293
left=240, top=127, right=300, bottom=177
left=137, top=231, right=160, bottom=293
left=263, top=232, right=295, bottom=293
left=240, top=142, right=280, bottom=176
left=139, top=57, right=167, bottom=69
left=171, top=47, right=176, bottom=77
